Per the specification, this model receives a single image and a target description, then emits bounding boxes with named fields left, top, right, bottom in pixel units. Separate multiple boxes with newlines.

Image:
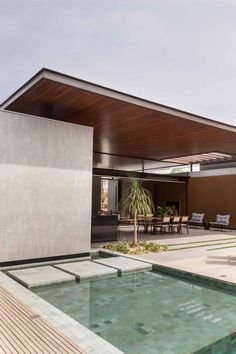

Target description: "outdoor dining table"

left=143, top=217, right=162, bottom=233
left=143, top=216, right=176, bottom=234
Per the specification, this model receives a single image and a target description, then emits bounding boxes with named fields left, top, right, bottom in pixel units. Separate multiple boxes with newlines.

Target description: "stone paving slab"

left=7, top=266, right=75, bottom=288
left=54, top=260, right=118, bottom=281
left=130, top=242, right=236, bottom=288
left=113, top=226, right=236, bottom=246
left=93, top=256, right=152, bottom=275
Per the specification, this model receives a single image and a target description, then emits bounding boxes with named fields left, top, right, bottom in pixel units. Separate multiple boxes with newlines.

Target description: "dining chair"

left=171, top=216, right=181, bottom=234
left=137, top=215, right=145, bottom=232
left=145, top=214, right=154, bottom=233
left=161, top=216, right=171, bottom=235
left=180, top=216, right=189, bottom=234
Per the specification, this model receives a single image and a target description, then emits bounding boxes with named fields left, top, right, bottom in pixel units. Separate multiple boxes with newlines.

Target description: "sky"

left=1, top=0, right=236, bottom=127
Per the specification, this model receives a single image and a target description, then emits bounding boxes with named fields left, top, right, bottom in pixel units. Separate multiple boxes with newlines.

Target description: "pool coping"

left=97, top=249, right=236, bottom=293
left=0, top=255, right=91, bottom=271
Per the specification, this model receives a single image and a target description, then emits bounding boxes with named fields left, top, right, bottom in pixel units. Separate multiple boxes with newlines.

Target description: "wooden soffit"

left=1, top=68, right=236, bottom=162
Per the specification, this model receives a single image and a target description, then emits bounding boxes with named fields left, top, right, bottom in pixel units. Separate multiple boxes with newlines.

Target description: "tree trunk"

left=133, top=210, right=138, bottom=246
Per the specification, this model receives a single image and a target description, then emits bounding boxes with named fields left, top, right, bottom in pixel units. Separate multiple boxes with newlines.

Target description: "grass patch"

left=167, top=237, right=236, bottom=247
left=168, top=240, right=236, bottom=251
left=104, top=241, right=167, bottom=254
left=208, top=245, right=236, bottom=251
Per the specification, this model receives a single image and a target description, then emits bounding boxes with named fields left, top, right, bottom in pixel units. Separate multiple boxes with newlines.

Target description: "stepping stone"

left=93, top=256, right=152, bottom=275
left=7, top=266, right=75, bottom=288
left=54, top=260, right=118, bottom=282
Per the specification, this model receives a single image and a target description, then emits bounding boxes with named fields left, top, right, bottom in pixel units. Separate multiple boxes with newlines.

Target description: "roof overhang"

left=1, top=68, right=236, bottom=165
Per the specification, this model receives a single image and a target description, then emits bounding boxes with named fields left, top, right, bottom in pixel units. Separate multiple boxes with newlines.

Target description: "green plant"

left=156, top=206, right=170, bottom=217
left=104, top=241, right=167, bottom=254
left=104, top=242, right=131, bottom=253
left=139, top=240, right=167, bottom=252
left=120, top=175, right=154, bottom=246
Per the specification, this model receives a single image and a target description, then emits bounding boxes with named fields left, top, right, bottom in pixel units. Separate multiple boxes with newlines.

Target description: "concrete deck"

left=136, top=244, right=236, bottom=286
left=7, top=266, right=75, bottom=288
left=54, top=260, right=118, bottom=281
left=104, top=228, right=236, bottom=288
left=93, top=256, right=152, bottom=275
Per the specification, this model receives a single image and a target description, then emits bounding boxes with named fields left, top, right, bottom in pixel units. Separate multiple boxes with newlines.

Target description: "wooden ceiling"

left=2, top=68, right=236, bottom=162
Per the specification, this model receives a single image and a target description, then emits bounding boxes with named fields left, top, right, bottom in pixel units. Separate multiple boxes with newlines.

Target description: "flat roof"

left=1, top=68, right=236, bottom=164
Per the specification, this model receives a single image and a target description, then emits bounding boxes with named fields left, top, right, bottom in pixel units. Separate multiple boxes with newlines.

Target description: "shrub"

left=104, top=241, right=167, bottom=254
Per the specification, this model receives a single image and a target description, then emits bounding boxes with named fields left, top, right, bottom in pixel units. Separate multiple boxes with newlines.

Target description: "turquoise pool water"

left=34, top=271, right=236, bottom=354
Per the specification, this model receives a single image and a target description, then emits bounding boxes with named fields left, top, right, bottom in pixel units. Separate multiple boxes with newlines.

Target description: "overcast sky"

left=1, top=0, right=236, bottom=126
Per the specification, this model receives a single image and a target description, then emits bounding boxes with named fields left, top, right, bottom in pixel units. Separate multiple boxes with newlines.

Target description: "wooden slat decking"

left=0, top=287, right=86, bottom=354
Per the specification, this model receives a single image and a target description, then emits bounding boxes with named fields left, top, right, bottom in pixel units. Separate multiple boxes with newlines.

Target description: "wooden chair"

left=145, top=214, right=154, bottom=233
left=170, top=216, right=181, bottom=234
left=137, top=215, right=145, bottom=232
left=154, top=216, right=171, bottom=235
left=180, top=216, right=189, bottom=234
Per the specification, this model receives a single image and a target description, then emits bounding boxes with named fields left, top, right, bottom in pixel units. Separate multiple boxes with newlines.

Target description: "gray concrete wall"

left=0, top=110, right=93, bottom=263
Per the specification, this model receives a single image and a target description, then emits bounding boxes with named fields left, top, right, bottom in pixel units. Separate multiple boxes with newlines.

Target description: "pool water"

left=33, top=271, right=236, bottom=354
left=90, top=252, right=115, bottom=260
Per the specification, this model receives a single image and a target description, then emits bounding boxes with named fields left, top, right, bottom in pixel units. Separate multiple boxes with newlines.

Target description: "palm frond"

left=121, top=176, right=154, bottom=217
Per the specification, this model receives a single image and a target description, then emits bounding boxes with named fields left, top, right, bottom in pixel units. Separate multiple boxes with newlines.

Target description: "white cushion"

left=191, top=213, right=205, bottom=223
left=216, top=214, right=230, bottom=225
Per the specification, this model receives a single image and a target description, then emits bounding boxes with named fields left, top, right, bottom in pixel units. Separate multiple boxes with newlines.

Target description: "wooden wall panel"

left=188, top=175, right=236, bottom=228
left=5, top=78, right=236, bottom=162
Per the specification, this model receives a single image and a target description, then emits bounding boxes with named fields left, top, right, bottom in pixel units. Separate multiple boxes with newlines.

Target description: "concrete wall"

left=0, top=110, right=93, bottom=263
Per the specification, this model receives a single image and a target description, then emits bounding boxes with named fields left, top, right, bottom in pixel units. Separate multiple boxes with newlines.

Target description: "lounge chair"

left=209, top=214, right=231, bottom=231
left=188, top=213, right=205, bottom=228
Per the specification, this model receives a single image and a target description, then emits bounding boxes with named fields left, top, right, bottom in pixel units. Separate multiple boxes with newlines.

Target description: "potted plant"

left=156, top=206, right=170, bottom=217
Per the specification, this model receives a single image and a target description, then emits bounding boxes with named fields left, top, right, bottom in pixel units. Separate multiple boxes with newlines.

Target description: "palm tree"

left=121, top=175, right=154, bottom=246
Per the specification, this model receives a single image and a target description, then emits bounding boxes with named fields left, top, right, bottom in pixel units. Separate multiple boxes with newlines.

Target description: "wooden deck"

left=0, top=287, right=86, bottom=354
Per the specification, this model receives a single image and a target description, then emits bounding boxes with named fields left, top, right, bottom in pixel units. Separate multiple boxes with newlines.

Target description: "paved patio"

left=93, top=227, right=236, bottom=287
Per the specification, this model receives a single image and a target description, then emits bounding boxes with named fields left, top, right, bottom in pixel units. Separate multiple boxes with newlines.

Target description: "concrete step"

left=54, top=260, right=118, bottom=282
left=6, top=266, right=75, bottom=288
left=93, top=256, right=152, bottom=275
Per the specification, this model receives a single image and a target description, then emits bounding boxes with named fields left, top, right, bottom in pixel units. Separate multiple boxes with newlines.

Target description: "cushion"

left=216, top=214, right=230, bottom=225
left=191, top=213, right=205, bottom=223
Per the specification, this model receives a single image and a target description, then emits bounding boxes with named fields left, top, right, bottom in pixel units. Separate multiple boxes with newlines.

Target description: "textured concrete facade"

left=0, top=110, right=93, bottom=263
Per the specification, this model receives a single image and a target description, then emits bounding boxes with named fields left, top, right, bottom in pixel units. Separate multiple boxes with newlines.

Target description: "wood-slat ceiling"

left=4, top=77, right=236, bottom=162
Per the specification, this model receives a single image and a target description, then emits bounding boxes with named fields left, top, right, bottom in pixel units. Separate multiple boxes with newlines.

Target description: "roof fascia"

left=1, top=68, right=236, bottom=133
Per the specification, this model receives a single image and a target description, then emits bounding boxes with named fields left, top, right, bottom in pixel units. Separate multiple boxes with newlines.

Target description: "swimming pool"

left=34, top=271, right=236, bottom=354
